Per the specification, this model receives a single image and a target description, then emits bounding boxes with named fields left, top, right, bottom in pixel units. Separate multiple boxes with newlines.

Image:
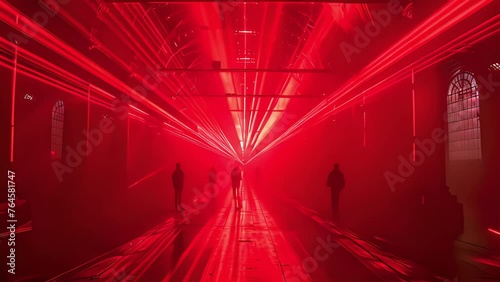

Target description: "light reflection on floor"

left=47, top=183, right=470, bottom=282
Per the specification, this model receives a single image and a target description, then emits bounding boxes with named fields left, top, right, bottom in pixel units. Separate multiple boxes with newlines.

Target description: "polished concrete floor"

left=42, top=183, right=462, bottom=282
left=3, top=180, right=500, bottom=281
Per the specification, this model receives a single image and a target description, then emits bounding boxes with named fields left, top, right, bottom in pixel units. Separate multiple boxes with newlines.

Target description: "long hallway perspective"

left=1, top=0, right=500, bottom=281
left=47, top=178, right=451, bottom=282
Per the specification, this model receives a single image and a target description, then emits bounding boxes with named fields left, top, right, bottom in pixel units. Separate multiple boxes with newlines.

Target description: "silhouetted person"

left=172, top=163, right=184, bottom=212
left=231, top=162, right=242, bottom=209
left=209, top=166, right=217, bottom=196
left=327, top=163, right=345, bottom=222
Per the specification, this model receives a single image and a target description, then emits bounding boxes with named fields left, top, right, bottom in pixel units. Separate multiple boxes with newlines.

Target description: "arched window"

left=51, top=100, right=64, bottom=160
left=447, top=71, right=481, bottom=160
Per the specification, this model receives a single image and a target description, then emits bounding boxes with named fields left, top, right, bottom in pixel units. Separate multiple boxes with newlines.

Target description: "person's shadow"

left=172, top=229, right=185, bottom=268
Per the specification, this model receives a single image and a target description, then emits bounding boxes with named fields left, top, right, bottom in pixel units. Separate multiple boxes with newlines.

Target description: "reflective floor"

left=2, top=179, right=500, bottom=281
left=41, top=181, right=475, bottom=282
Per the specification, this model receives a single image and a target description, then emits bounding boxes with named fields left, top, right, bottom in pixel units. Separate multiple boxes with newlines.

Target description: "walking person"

left=327, top=163, right=345, bottom=222
left=231, top=161, right=242, bottom=209
left=208, top=166, right=217, bottom=196
left=172, top=163, right=184, bottom=212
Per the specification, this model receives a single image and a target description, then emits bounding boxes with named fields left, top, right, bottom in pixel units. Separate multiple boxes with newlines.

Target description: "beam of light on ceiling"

left=249, top=0, right=495, bottom=163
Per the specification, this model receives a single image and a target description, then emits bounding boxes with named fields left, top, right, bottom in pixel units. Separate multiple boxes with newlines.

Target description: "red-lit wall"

left=446, top=64, right=500, bottom=250
left=250, top=65, right=460, bottom=250
left=479, top=69, right=500, bottom=250
left=0, top=48, right=14, bottom=205
left=0, top=48, right=233, bottom=275
left=251, top=59, right=500, bottom=253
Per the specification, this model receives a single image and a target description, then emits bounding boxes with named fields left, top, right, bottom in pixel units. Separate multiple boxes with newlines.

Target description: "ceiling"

left=1, top=0, right=499, bottom=162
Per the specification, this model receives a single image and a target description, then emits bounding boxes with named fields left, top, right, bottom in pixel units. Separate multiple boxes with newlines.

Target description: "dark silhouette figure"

left=172, top=163, right=184, bottom=212
left=327, top=163, right=345, bottom=222
left=209, top=166, right=217, bottom=196
left=231, top=162, right=242, bottom=209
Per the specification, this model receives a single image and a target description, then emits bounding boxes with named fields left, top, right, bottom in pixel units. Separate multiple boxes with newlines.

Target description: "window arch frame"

left=51, top=100, right=65, bottom=161
left=446, top=70, right=482, bottom=161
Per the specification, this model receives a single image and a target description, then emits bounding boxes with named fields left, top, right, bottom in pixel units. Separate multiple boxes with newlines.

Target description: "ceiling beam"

left=158, top=68, right=333, bottom=73
left=104, top=0, right=389, bottom=3
left=174, top=94, right=326, bottom=97
left=229, top=110, right=287, bottom=112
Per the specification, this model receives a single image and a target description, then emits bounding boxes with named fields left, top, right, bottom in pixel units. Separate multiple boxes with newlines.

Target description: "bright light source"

left=130, top=105, right=149, bottom=116
left=488, top=228, right=500, bottom=236
left=236, top=30, right=256, bottom=34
